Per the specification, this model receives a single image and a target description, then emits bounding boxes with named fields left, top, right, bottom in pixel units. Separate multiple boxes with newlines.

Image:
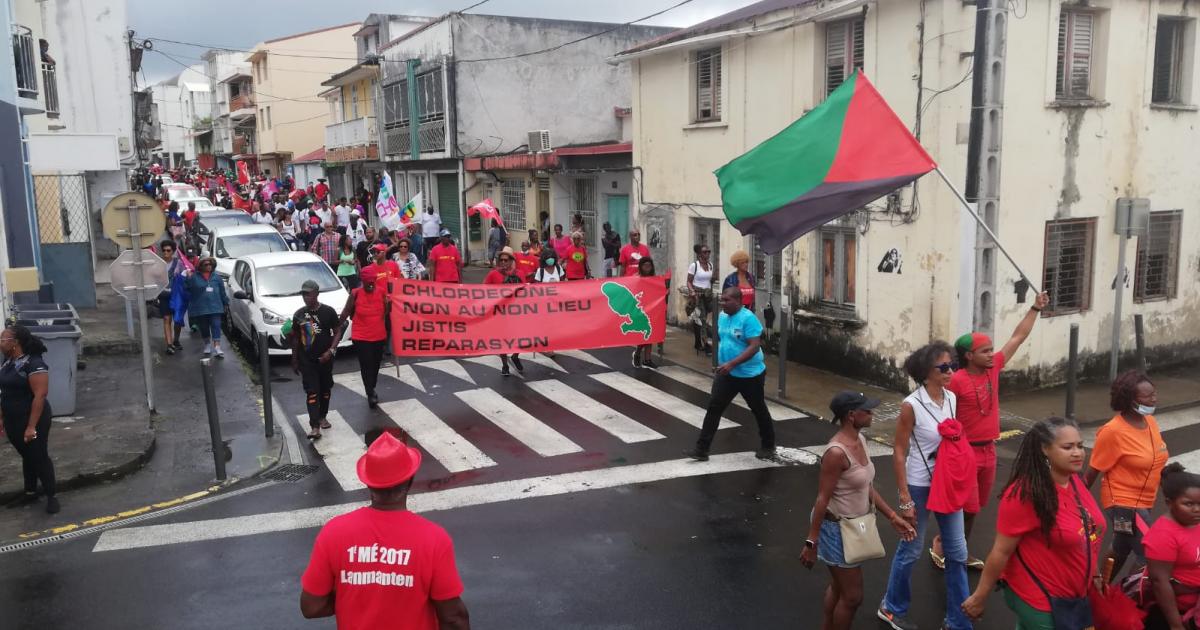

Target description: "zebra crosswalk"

left=288, top=351, right=819, bottom=492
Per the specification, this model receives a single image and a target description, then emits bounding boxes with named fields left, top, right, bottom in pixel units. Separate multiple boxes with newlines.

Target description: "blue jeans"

left=882, top=485, right=972, bottom=629
left=192, top=313, right=222, bottom=342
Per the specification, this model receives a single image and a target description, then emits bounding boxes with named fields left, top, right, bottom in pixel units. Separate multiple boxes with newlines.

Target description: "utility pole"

left=964, top=0, right=1008, bottom=333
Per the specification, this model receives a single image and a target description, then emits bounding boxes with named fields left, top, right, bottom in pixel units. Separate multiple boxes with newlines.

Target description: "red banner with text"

left=388, top=276, right=667, bottom=356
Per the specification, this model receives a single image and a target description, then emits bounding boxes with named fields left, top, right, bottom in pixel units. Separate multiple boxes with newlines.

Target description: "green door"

left=606, top=195, right=629, bottom=241
left=436, top=173, right=462, bottom=243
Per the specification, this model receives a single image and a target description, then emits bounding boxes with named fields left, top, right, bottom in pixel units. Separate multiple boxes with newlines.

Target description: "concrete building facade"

left=247, top=23, right=358, bottom=178
left=620, top=0, right=1200, bottom=389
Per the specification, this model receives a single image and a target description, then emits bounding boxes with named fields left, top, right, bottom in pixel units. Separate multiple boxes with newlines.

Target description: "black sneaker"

left=631, top=351, right=642, bottom=369
left=642, top=359, right=658, bottom=370
left=501, top=366, right=511, bottom=377
left=367, top=393, right=379, bottom=409
left=165, top=345, right=175, bottom=355
left=877, top=607, right=918, bottom=630
left=511, top=355, right=523, bottom=373
left=683, top=449, right=709, bottom=462
left=45, top=496, right=60, bottom=514
left=755, top=447, right=777, bottom=461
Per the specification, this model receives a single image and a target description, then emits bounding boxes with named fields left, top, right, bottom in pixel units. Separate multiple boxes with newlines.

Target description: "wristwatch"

left=804, top=539, right=816, bottom=549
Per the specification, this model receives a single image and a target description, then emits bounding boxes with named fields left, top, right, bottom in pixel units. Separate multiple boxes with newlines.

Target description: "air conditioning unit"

left=528, top=130, right=552, bottom=153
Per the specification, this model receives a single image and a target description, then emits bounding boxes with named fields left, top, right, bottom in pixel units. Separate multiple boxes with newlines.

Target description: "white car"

left=227, top=252, right=352, bottom=356
left=206, top=224, right=291, bottom=280
left=177, top=196, right=215, bottom=211
left=163, top=183, right=199, bottom=201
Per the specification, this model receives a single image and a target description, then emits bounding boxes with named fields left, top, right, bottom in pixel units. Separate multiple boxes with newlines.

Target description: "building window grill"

left=1134, top=210, right=1182, bottom=302
left=500, top=180, right=527, bottom=231
left=571, top=179, right=596, bottom=239
left=825, top=17, right=865, bottom=97
left=1041, top=217, right=1097, bottom=315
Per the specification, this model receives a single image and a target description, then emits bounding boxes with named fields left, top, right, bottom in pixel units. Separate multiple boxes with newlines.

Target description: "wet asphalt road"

left=1, top=344, right=1193, bottom=629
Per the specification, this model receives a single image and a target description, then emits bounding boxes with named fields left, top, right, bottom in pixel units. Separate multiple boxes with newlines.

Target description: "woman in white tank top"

left=879, top=342, right=973, bottom=630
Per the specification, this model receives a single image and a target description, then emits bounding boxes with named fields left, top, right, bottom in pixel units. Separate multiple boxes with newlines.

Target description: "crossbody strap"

left=1017, top=476, right=1094, bottom=599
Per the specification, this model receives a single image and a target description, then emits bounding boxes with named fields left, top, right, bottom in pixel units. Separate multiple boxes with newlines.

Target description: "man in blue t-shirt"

left=686, top=286, right=775, bottom=461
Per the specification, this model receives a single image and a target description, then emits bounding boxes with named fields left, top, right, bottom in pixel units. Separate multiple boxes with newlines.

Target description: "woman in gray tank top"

left=801, top=392, right=916, bottom=629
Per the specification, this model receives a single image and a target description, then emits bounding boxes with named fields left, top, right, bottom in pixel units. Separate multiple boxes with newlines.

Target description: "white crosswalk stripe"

left=525, top=379, right=665, bottom=443
left=656, top=365, right=806, bottom=421
left=521, top=353, right=569, bottom=373
left=455, top=388, right=584, bottom=457
left=376, top=399, right=497, bottom=473
left=386, top=363, right=427, bottom=393
left=417, top=359, right=476, bottom=385
left=301, top=411, right=367, bottom=492
left=462, top=355, right=523, bottom=377
left=555, top=349, right=610, bottom=368
left=589, top=371, right=737, bottom=430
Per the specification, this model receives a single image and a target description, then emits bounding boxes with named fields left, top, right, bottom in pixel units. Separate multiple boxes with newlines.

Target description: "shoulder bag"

left=1015, top=476, right=1096, bottom=630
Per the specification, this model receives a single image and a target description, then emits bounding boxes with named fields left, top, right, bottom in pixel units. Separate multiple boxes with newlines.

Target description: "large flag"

left=376, top=172, right=401, bottom=218
left=468, top=198, right=503, bottom=227
left=714, top=71, right=935, bottom=254
left=236, top=161, right=251, bottom=185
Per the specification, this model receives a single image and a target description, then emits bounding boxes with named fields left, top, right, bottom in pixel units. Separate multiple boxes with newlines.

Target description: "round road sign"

left=102, top=192, right=165, bottom=249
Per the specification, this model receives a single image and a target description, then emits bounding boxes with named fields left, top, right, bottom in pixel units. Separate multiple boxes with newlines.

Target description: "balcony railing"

left=229, top=93, right=254, bottom=113
left=12, top=25, right=37, bottom=99
left=325, top=116, right=377, bottom=150
left=382, top=117, right=446, bottom=157
left=42, top=63, right=58, bottom=117
left=232, top=134, right=255, bottom=156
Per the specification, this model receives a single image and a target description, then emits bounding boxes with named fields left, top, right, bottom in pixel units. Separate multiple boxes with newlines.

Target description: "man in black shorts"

left=289, top=280, right=342, bottom=440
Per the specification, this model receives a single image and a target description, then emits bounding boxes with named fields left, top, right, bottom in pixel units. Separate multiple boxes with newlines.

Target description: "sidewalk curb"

left=1075, top=398, right=1200, bottom=427
left=0, top=431, right=157, bottom=505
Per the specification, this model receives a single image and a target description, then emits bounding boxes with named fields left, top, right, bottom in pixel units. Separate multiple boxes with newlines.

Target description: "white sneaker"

left=202, top=342, right=212, bottom=357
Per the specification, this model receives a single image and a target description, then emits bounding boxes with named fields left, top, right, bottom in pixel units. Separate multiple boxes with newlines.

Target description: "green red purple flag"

left=714, top=71, right=936, bottom=254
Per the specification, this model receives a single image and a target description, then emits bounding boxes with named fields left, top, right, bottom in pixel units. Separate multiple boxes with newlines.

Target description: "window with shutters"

left=817, top=226, right=856, bottom=308
left=693, top=48, right=722, bottom=122
left=1056, top=10, right=1096, bottom=100
left=1152, top=18, right=1193, bottom=105
left=825, top=17, right=865, bottom=98
left=1041, top=218, right=1097, bottom=316
left=500, top=180, right=527, bottom=231
left=1134, top=210, right=1182, bottom=302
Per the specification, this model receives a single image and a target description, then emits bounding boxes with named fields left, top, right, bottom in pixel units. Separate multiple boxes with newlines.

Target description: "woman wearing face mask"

left=1140, top=463, right=1200, bottom=630
left=961, top=417, right=1104, bottom=628
left=1085, top=370, right=1168, bottom=581
left=801, top=392, right=916, bottom=630
left=534, top=251, right=564, bottom=283
left=337, top=266, right=389, bottom=408
left=878, top=341, right=972, bottom=630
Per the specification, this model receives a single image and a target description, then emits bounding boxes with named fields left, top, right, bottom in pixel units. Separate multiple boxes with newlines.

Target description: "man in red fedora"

left=301, top=433, right=470, bottom=629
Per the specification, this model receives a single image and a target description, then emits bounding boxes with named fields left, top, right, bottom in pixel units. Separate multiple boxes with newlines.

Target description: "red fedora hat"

left=356, top=432, right=422, bottom=489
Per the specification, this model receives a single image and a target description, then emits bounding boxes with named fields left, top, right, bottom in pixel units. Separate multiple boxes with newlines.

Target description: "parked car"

left=163, top=183, right=199, bottom=201
left=191, top=211, right=255, bottom=250
left=227, top=252, right=352, bottom=356
left=206, top=224, right=291, bottom=279
left=176, top=196, right=216, bottom=211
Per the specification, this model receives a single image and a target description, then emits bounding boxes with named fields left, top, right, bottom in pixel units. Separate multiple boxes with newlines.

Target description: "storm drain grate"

left=262, top=464, right=320, bottom=483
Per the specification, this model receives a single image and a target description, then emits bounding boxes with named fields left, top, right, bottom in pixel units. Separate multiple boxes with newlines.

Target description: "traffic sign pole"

left=128, top=198, right=156, bottom=413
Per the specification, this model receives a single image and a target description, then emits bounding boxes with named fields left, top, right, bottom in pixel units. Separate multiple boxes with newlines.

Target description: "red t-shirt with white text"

left=997, top=475, right=1105, bottom=612
left=301, top=507, right=464, bottom=630
left=618, top=243, right=650, bottom=276
left=1144, top=516, right=1200, bottom=587
left=948, top=351, right=1006, bottom=442
left=428, top=243, right=462, bottom=282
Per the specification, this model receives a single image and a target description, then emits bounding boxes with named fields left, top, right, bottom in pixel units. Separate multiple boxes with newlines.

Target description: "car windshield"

left=216, top=233, right=289, bottom=259
left=166, top=186, right=199, bottom=201
left=257, top=262, right=342, bottom=297
left=200, top=215, right=252, bottom=233
left=179, top=198, right=213, bottom=209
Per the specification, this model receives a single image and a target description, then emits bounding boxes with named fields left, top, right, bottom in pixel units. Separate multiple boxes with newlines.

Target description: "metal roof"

left=618, top=0, right=815, bottom=56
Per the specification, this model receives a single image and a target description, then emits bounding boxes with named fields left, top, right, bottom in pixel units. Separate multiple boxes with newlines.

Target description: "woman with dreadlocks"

left=961, top=417, right=1105, bottom=628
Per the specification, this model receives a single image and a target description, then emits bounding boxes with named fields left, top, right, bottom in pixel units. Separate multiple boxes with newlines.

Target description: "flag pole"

left=932, top=166, right=1041, bottom=294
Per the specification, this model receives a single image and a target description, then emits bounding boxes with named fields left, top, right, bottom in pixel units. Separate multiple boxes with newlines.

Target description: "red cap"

left=371, top=243, right=388, bottom=252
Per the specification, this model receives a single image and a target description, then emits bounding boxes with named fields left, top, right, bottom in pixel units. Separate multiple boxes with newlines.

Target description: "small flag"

left=376, top=172, right=401, bottom=218
left=382, top=192, right=420, bottom=231
left=714, top=71, right=935, bottom=254
left=399, top=192, right=421, bottom=225
left=237, top=161, right=251, bottom=185
left=468, top=198, right=504, bottom=227
left=232, top=193, right=251, bottom=211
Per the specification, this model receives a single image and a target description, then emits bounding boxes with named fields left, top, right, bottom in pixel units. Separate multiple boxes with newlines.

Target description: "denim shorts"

left=816, top=518, right=861, bottom=569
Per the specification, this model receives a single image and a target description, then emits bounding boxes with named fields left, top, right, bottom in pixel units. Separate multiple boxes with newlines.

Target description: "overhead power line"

left=459, top=0, right=492, bottom=12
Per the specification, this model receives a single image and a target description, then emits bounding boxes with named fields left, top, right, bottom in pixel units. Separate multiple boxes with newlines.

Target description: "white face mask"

left=1135, top=403, right=1156, bottom=416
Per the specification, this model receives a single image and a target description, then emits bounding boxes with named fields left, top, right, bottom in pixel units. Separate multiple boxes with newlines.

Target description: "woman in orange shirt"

left=1085, top=370, right=1168, bottom=580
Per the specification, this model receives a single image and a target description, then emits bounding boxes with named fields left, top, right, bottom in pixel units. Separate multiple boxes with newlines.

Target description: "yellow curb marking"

left=998, top=429, right=1025, bottom=441
left=12, top=485, right=224, bottom=542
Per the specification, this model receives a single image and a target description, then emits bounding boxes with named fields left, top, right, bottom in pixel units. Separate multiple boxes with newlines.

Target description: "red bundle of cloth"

left=926, top=418, right=979, bottom=514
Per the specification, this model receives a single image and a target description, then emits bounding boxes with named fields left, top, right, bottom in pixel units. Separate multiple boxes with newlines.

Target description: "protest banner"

left=388, top=276, right=667, bottom=356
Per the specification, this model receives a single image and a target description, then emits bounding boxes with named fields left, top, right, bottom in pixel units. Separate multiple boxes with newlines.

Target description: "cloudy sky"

left=129, top=0, right=751, bottom=83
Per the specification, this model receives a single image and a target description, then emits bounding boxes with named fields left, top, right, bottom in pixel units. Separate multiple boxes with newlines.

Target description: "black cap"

left=300, top=280, right=320, bottom=294
left=829, top=391, right=881, bottom=421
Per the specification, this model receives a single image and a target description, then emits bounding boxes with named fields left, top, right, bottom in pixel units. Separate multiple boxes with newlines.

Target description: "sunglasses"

left=398, top=244, right=410, bottom=248
left=935, top=362, right=955, bottom=374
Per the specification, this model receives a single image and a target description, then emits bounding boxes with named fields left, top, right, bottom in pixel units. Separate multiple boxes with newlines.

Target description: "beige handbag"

left=837, top=506, right=886, bottom=563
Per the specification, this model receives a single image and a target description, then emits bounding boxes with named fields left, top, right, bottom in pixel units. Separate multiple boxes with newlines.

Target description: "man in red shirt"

left=617, top=229, right=650, bottom=276
left=931, top=290, right=1050, bottom=569
left=563, top=231, right=590, bottom=280
left=182, top=201, right=199, bottom=232
left=514, top=242, right=539, bottom=282
left=301, top=432, right=470, bottom=629
left=483, top=247, right=524, bottom=376
left=362, top=244, right=401, bottom=294
left=427, top=229, right=462, bottom=283
left=314, top=178, right=329, bottom=203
